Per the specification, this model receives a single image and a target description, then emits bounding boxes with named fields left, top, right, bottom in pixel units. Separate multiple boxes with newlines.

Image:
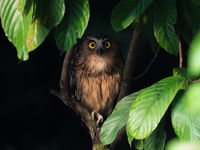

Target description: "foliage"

left=1, top=0, right=200, bottom=150
left=0, top=0, right=89, bottom=60
left=100, top=0, right=200, bottom=149
left=166, top=139, right=200, bottom=150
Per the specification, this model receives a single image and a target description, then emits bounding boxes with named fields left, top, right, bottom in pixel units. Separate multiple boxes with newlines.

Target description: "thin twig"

left=123, top=47, right=160, bottom=81
left=179, top=40, right=183, bottom=68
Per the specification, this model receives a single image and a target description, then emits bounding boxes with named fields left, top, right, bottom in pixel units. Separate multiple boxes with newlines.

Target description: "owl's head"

left=76, top=35, right=120, bottom=58
left=74, top=35, right=123, bottom=74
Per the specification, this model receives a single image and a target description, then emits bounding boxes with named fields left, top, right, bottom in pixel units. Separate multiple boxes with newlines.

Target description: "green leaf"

left=127, top=76, right=185, bottom=139
left=17, top=0, right=26, bottom=12
left=171, top=83, right=200, bottom=141
left=55, top=0, right=90, bottom=51
left=0, top=0, right=65, bottom=60
left=34, top=0, right=65, bottom=29
left=188, top=30, right=200, bottom=79
left=100, top=90, right=142, bottom=145
left=166, top=139, right=200, bottom=150
left=111, top=0, right=154, bottom=31
left=153, top=0, right=179, bottom=55
left=144, top=121, right=166, bottom=150
left=26, top=0, right=65, bottom=52
left=0, top=0, right=33, bottom=60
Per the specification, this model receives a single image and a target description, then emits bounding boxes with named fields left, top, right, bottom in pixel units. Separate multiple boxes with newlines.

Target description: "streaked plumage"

left=69, top=35, right=124, bottom=124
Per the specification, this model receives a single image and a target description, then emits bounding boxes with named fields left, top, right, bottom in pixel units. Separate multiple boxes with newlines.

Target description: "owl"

left=69, top=35, right=124, bottom=125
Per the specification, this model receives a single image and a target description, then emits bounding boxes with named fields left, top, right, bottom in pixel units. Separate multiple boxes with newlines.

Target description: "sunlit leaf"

left=166, top=139, right=200, bottom=150
left=153, top=0, right=179, bottom=55
left=100, top=90, right=142, bottom=145
left=171, top=83, right=200, bottom=141
left=188, top=30, right=200, bottom=78
left=55, top=0, right=90, bottom=51
left=127, top=76, right=185, bottom=139
left=0, top=0, right=65, bottom=60
left=111, top=0, right=154, bottom=31
left=0, top=0, right=33, bottom=60
left=17, top=0, right=26, bottom=12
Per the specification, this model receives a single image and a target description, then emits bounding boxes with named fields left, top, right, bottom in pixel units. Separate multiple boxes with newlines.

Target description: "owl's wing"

left=69, top=45, right=82, bottom=101
left=59, top=44, right=80, bottom=102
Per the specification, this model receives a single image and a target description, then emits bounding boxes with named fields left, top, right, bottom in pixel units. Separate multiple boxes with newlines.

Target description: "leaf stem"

left=179, top=40, right=183, bottom=68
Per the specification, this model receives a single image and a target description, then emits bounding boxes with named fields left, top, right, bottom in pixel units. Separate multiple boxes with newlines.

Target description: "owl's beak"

left=96, top=48, right=103, bottom=56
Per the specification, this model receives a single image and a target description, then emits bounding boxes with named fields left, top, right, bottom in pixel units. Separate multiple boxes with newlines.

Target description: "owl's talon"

left=91, top=112, right=103, bottom=126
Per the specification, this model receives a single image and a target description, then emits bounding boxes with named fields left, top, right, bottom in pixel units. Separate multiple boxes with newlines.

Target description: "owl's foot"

left=91, top=112, right=103, bottom=126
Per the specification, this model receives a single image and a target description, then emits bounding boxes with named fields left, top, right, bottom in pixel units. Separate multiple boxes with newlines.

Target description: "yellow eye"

left=104, top=41, right=111, bottom=49
left=89, top=42, right=96, bottom=49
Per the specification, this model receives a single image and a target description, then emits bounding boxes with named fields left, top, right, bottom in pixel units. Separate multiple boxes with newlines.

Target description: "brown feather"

left=69, top=35, right=124, bottom=118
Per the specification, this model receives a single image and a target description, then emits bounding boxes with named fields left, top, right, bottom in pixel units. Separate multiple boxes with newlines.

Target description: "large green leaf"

left=111, top=0, right=154, bottom=31
left=0, top=0, right=33, bottom=60
left=144, top=121, right=166, bottom=150
left=153, top=0, right=179, bottom=55
left=0, top=0, right=65, bottom=60
left=26, top=0, right=65, bottom=52
left=171, top=83, right=200, bottom=141
left=166, top=139, right=200, bottom=150
left=100, top=90, right=142, bottom=145
left=127, top=76, right=185, bottom=139
left=55, top=0, right=90, bottom=51
left=34, top=0, right=65, bottom=29
left=188, top=30, right=200, bottom=79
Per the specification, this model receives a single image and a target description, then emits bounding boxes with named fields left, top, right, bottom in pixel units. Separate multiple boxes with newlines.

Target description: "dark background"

left=0, top=1, right=180, bottom=150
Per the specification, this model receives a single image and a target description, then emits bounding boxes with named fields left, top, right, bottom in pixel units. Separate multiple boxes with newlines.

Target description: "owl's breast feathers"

left=70, top=54, right=124, bottom=117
